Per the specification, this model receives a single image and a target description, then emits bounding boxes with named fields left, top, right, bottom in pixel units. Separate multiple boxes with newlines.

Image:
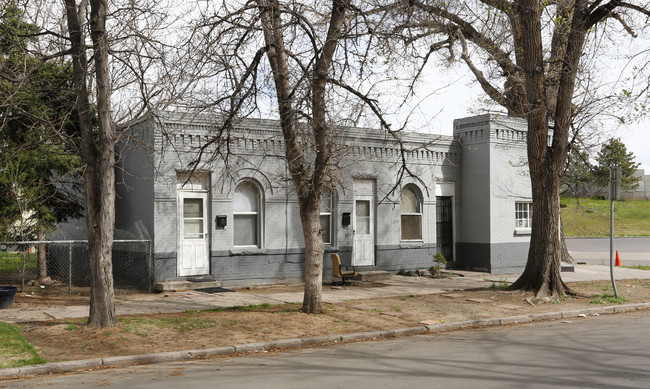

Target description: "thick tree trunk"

left=37, top=228, right=47, bottom=279
left=508, top=0, right=594, bottom=297
left=509, top=164, right=570, bottom=296
left=87, top=0, right=117, bottom=328
left=257, top=0, right=346, bottom=314
left=64, top=0, right=116, bottom=327
left=300, top=0, right=346, bottom=313
left=508, top=0, right=569, bottom=297
left=300, top=202, right=324, bottom=313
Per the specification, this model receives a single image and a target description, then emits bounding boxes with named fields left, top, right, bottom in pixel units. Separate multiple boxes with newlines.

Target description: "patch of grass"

left=393, top=307, right=402, bottom=312
left=119, top=318, right=151, bottom=337
left=0, top=252, right=38, bottom=274
left=280, top=302, right=301, bottom=312
left=550, top=295, right=567, bottom=303
left=121, top=303, right=278, bottom=336
left=560, top=197, right=650, bottom=237
left=489, top=280, right=509, bottom=290
left=64, top=324, right=80, bottom=331
left=0, top=322, right=47, bottom=368
left=230, top=303, right=272, bottom=310
left=622, top=265, right=650, bottom=271
left=590, top=293, right=628, bottom=304
left=119, top=314, right=221, bottom=336
left=398, top=295, right=416, bottom=300
left=204, top=303, right=274, bottom=313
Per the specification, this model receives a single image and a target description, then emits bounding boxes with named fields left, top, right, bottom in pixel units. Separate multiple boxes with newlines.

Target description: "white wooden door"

left=353, top=196, right=374, bottom=266
left=178, top=192, right=209, bottom=276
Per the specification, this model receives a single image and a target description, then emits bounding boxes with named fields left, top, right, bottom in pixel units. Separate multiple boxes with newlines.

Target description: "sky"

left=377, top=26, right=650, bottom=172
left=399, top=68, right=650, bottom=172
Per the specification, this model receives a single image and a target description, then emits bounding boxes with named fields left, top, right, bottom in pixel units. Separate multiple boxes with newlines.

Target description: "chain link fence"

left=0, top=239, right=153, bottom=292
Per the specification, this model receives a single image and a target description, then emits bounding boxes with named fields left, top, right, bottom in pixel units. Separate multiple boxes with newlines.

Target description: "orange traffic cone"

left=615, top=250, right=622, bottom=266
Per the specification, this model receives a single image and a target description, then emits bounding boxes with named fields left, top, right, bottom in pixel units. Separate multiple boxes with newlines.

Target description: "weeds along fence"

left=0, top=240, right=154, bottom=292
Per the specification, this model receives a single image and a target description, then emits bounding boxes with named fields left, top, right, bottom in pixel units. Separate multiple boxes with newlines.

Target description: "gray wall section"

left=376, top=245, right=438, bottom=271
left=455, top=242, right=491, bottom=272
left=189, top=244, right=438, bottom=287
left=453, top=115, right=532, bottom=274
left=455, top=118, right=491, bottom=246
left=115, top=121, right=155, bottom=237
left=455, top=241, right=529, bottom=274
left=489, top=241, right=530, bottom=275
left=50, top=120, right=156, bottom=241
left=155, top=253, right=177, bottom=282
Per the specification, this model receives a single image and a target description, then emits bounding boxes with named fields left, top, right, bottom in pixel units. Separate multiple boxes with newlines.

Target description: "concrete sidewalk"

left=1, top=265, right=647, bottom=324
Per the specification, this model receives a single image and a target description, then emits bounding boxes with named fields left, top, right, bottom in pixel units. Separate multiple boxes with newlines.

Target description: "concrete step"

left=155, top=279, right=221, bottom=292
left=352, top=270, right=393, bottom=282
left=561, top=263, right=575, bottom=272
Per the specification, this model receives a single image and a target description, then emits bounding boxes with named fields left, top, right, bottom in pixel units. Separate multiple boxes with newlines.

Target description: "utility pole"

left=609, top=165, right=621, bottom=298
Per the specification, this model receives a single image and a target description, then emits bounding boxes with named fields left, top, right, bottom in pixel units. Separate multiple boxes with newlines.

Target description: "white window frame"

left=233, top=180, right=263, bottom=248
left=319, top=191, right=334, bottom=245
left=515, top=202, right=532, bottom=234
left=400, top=185, right=423, bottom=241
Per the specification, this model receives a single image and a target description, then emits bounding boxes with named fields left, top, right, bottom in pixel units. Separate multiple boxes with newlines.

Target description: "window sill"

left=514, top=228, right=531, bottom=235
left=229, top=248, right=266, bottom=256
left=400, top=241, right=424, bottom=248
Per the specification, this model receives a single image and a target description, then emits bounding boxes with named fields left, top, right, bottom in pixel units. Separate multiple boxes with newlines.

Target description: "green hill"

left=560, top=197, right=650, bottom=237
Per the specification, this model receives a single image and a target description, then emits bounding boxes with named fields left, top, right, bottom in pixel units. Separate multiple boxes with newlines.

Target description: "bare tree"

left=61, top=0, right=181, bottom=326
left=392, top=0, right=649, bottom=296
left=0, top=0, right=175, bottom=326
left=5, top=0, right=198, bottom=326
left=181, top=0, right=428, bottom=313
left=62, top=0, right=117, bottom=327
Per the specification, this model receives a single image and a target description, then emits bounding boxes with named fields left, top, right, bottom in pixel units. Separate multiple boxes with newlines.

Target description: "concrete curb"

left=2, top=302, right=649, bottom=380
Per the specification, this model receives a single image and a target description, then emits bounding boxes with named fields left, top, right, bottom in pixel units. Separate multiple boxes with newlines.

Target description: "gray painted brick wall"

left=111, top=111, right=534, bottom=285
left=453, top=115, right=531, bottom=273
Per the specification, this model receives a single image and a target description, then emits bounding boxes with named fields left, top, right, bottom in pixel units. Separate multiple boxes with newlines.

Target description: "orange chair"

left=331, top=253, right=357, bottom=285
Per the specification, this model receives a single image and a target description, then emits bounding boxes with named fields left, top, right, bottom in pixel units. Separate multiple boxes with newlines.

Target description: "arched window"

left=234, top=181, right=262, bottom=247
left=401, top=185, right=422, bottom=240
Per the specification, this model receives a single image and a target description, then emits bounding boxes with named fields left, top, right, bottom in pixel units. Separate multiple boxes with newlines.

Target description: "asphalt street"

left=4, top=311, right=649, bottom=389
left=567, top=236, right=650, bottom=266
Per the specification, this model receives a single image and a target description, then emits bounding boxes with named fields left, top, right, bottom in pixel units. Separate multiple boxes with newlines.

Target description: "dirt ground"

left=9, top=278, right=650, bottom=363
